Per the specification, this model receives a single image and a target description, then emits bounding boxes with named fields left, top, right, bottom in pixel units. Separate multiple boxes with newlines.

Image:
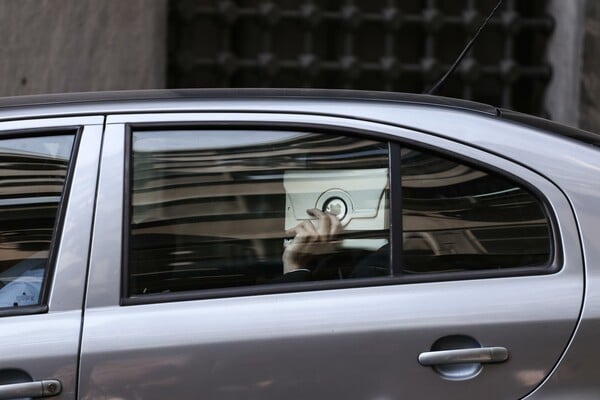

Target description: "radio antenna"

left=425, top=0, right=504, bottom=95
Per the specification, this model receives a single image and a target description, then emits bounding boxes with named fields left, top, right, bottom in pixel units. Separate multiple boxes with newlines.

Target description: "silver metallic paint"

left=0, top=312, right=81, bottom=400
left=50, top=122, right=103, bottom=312
left=79, top=112, right=583, bottom=399
left=0, top=115, right=102, bottom=130
left=83, top=123, right=125, bottom=310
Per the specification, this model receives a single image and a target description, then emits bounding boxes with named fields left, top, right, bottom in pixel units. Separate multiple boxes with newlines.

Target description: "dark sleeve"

left=351, top=244, right=390, bottom=278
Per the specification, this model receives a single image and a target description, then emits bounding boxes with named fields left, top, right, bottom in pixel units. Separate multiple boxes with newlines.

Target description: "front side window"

left=0, top=134, right=75, bottom=309
left=128, top=130, right=390, bottom=296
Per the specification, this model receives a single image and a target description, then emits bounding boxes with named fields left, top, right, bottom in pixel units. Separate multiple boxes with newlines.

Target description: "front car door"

left=79, top=110, right=582, bottom=399
left=0, top=116, right=102, bottom=400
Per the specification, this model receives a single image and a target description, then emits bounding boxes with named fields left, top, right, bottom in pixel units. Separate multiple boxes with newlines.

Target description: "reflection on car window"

left=0, top=134, right=75, bottom=308
left=401, top=147, right=551, bottom=274
left=128, top=130, right=390, bottom=296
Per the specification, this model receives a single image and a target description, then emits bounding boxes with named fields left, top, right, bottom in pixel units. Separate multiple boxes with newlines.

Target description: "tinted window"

left=0, top=134, right=75, bottom=308
left=128, top=130, right=390, bottom=296
left=401, top=147, right=551, bottom=274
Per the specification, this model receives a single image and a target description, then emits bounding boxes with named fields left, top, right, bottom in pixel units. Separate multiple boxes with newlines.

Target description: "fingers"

left=286, top=225, right=307, bottom=245
left=286, top=208, right=343, bottom=244
left=329, top=212, right=342, bottom=237
left=300, top=220, right=319, bottom=238
left=307, top=208, right=342, bottom=239
left=286, top=220, right=319, bottom=244
left=307, top=208, right=331, bottom=240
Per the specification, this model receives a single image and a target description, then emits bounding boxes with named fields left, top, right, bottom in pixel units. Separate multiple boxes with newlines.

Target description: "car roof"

left=0, top=88, right=598, bottom=147
left=0, top=88, right=498, bottom=116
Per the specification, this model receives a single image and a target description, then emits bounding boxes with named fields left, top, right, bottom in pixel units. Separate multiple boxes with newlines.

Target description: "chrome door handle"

left=418, top=347, right=508, bottom=366
left=0, top=379, right=62, bottom=399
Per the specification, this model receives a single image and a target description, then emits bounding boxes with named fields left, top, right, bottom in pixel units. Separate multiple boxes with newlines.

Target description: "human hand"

left=282, top=208, right=343, bottom=274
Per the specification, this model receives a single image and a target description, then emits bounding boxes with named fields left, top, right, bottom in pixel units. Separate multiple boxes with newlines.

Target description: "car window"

left=126, top=129, right=555, bottom=300
left=128, top=130, right=390, bottom=296
left=0, top=134, right=75, bottom=309
left=400, top=147, right=552, bottom=274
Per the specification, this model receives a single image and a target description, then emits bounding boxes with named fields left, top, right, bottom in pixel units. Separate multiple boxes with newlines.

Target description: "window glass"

left=0, top=134, right=75, bottom=308
left=401, top=147, right=551, bottom=274
left=129, top=130, right=390, bottom=296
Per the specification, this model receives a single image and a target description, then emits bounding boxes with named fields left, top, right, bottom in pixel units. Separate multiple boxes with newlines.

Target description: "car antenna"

left=425, top=0, right=504, bottom=95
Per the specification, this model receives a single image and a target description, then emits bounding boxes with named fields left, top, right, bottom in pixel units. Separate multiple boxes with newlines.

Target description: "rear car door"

left=80, top=112, right=582, bottom=399
left=0, top=116, right=102, bottom=400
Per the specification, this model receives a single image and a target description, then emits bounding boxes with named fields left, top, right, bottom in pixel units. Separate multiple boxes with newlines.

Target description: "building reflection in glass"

left=401, top=148, right=551, bottom=274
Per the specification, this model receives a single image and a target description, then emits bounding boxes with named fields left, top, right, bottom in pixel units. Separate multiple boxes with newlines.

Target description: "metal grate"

left=168, top=0, right=553, bottom=115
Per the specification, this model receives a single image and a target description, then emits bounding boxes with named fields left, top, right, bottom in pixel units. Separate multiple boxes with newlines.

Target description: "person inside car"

left=279, top=208, right=389, bottom=282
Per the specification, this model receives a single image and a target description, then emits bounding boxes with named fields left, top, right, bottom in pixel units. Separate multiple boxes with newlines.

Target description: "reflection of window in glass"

left=128, top=130, right=390, bottom=296
left=401, top=148, right=551, bottom=274
left=0, top=134, right=75, bottom=308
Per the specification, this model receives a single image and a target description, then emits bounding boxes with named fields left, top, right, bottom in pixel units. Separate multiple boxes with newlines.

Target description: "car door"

left=0, top=116, right=102, bottom=400
left=79, top=111, right=582, bottom=400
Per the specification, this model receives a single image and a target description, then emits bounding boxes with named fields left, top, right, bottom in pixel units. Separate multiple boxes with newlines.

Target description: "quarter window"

left=0, top=134, right=75, bottom=309
left=400, top=147, right=551, bottom=274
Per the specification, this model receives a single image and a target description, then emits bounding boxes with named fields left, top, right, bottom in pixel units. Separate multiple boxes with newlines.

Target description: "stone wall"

left=0, top=0, right=167, bottom=96
left=0, top=0, right=598, bottom=134
left=580, top=0, right=600, bottom=133
left=544, top=0, right=585, bottom=127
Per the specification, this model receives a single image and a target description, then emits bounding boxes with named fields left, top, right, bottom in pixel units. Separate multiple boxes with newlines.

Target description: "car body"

left=0, top=89, right=597, bottom=400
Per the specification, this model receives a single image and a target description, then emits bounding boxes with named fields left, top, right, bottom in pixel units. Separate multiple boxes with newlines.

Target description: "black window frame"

left=121, top=122, right=560, bottom=306
left=0, top=127, right=81, bottom=317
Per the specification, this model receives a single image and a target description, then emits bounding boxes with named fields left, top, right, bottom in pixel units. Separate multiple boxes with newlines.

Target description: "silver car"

left=0, top=89, right=596, bottom=400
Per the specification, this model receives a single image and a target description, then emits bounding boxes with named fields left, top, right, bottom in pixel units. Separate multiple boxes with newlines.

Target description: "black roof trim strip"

left=500, top=109, right=600, bottom=147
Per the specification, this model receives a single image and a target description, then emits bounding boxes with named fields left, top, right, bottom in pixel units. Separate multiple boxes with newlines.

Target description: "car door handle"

left=0, top=379, right=61, bottom=399
left=418, top=347, right=509, bottom=366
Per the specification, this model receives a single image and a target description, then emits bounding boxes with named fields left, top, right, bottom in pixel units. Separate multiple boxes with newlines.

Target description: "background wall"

left=544, top=0, right=584, bottom=128
left=0, top=0, right=167, bottom=96
left=167, top=0, right=553, bottom=117
left=0, top=0, right=597, bottom=133
left=580, top=0, right=600, bottom=133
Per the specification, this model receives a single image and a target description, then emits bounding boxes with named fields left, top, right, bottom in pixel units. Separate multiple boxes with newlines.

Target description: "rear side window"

left=128, top=130, right=390, bottom=296
left=401, top=147, right=551, bottom=274
left=0, top=134, right=75, bottom=309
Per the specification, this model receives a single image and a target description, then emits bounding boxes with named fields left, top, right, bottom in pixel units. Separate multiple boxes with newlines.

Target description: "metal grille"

left=168, top=0, right=553, bottom=115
